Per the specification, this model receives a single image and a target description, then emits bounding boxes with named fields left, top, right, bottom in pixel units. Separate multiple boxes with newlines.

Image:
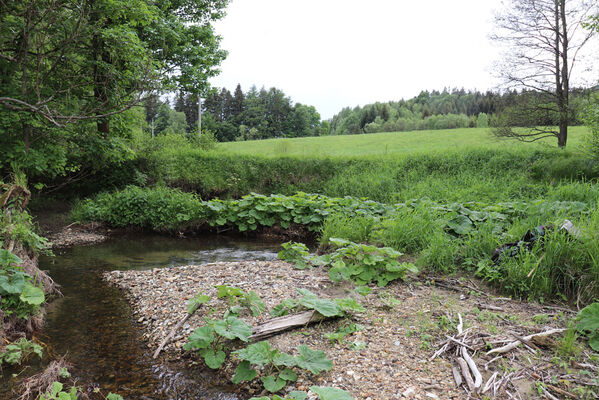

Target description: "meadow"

left=219, top=126, right=589, bottom=157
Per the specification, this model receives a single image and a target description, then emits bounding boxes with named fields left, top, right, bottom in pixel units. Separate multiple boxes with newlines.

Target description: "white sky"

left=209, top=0, right=504, bottom=119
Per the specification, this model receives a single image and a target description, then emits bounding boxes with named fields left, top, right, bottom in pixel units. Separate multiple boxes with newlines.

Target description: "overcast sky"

left=209, top=0, right=504, bottom=119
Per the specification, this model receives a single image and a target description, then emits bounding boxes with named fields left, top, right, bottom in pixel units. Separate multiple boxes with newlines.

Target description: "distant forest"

left=145, top=86, right=594, bottom=141
left=145, top=84, right=329, bottom=142
left=329, top=88, right=593, bottom=136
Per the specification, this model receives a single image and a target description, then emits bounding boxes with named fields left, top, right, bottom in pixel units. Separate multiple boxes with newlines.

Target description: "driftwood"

left=486, top=329, right=565, bottom=356
left=250, top=310, right=325, bottom=341
left=457, top=357, right=476, bottom=391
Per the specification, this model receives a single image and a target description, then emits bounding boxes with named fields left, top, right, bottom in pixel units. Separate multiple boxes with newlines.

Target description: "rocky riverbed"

left=104, top=258, right=598, bottom=400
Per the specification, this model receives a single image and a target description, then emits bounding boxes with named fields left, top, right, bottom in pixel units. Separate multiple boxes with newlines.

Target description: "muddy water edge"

left=0, top=234, right=282, bottom=400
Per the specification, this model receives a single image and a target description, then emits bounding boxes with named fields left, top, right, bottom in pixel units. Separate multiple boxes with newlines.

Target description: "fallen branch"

left=486, top=329, right=565, bottom=355
left=250, top=310, right=325, bottom=341
left=461, top=346, right=482, bottom=390
left=457, top=357, right=476, bottom=391
left=153, top=304, right=203, bottom=359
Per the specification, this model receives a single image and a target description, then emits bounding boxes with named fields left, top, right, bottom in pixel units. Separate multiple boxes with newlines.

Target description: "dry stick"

left=486, top=329, right=565, bottom=355
left=457, top=357, right=476, bottom=391
left=461, top=346, right=483, bottom=390
left=153, top=304, right=203, bottom=359
left=540, top=386, right=560, bottom=400
left=482, top=372, right=498, bottom=394
left=452, top=366, right=463, bottom=388
left=530, top=373, right=578, bottom=399
left=445, top=335, right=475, bottom=351
left=511, top=332, right=539, bottom=351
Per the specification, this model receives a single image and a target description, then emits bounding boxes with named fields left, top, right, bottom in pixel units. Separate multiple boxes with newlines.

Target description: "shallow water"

left=1, top=234, right=280, bottom=400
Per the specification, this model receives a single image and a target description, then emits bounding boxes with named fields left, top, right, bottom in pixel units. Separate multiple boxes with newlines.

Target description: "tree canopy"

left=0, top=0, right=228, bottom=184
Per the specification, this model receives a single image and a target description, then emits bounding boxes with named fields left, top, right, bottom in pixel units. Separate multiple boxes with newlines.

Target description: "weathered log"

left=250, top=310, right=326, bottom=341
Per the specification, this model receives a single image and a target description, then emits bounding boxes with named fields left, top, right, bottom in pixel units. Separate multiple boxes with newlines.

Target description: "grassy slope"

left=219, top=127, right=589, bottom=157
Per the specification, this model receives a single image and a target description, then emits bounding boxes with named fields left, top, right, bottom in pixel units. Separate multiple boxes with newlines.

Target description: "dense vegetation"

left=329, top=88, right=593, bottom=136
left=151, top=85, right=330, bottom=141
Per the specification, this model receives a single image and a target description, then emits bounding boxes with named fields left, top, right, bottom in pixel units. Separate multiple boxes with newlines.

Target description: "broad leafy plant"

left=232, top=341, right=332, bottom=393
left=0, top=249, right=45, bottom=318
left=576, top=302, right=599, bottom=351
left=270, top=288, right=365, bottom=318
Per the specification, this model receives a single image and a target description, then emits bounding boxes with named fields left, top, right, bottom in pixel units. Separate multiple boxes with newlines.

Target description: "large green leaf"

left=296, top=289, right=342, bottom=317
left=261, top=375, right=286, bottom=393
left=20, top=285, right=45, bottom=306
left=233, top=341, right=272, bottom=365
left=201, top=348, right=226, bottom=369
left=577, top=303, right=599, bottom=333
left=295, top=345, right=332, bottom=374
left=0, top=250, right=22, bottom=268
left=184, top=326, right=214, bottom=350
left=310, top=386, right=354, bottom=400
left=213, top=316, right=252, bottom=341
left=232, top=360, right=257, bottom=384
left=446, top=215, right=473, bottom=235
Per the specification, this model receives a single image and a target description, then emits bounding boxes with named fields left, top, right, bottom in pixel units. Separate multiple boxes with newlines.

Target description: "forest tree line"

left=146, top=86, right=595, bottom=141
left=329, top=88, right=594, bottom=136
left=145, top=84, right=329, bottom=141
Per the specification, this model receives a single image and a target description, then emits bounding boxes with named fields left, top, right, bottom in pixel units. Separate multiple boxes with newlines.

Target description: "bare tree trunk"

left=558, top=0, right=569, bottom=148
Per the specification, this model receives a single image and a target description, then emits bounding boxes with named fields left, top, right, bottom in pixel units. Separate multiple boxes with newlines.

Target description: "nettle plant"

left=278, top=239, right=418, bottom=287
left=0, top=249, right=45, bottom=318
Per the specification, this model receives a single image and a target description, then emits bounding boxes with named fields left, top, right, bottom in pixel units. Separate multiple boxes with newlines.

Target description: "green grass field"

left=219, top=127, right=589, bottom=157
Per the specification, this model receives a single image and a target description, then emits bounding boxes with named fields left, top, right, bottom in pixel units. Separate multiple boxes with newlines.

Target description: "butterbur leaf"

left=310, top=386, right=354, bottom=400
left=248, top=398, right=270, bottom=400
left=577, top=303, right=599, bottom=333
left=106, top=394, right=124, bottom=400
left=334, top=298, right=365, bottom=313
left=590, top=333, right=599, bottom=352
left=187, top=292, right=210, bottom=314
left=354, top=286, right=372, bottom=296
left=0, top=249, right=22, bottom=268
left=213, top=316, right=252, bottom=341
left=185, top=326, right=214, bottom=350
left=201, top=349, right=226, bottom=369
left=446, top=215, right=473, bottom=235
left=273, top=352, right=298, bottom=367
left=295, top=345, right=333, bottom=374
left=233, top=341, right=272, bottom=365
left=232, top=360, right=257, bottom=384
left=329, top=238, right=351, bottom=247
left=287, top=391, right=308, bottom=400
left=20, top=285, right=45, bottom=306
left=261, top=375, right=286, bottom=393
left=297, top=289, right=342, bottom=317
left=279, top=368, right=298, bottom=382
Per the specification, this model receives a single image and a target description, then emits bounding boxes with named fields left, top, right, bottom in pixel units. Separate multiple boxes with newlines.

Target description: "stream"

left=1, top=234, right=281, bottom=400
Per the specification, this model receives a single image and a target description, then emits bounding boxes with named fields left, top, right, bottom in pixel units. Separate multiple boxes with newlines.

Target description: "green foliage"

left=270, top=289, right=364, bottom=319
left=187, top=292, right=210, bottom=314
left=310, top=386, right=354, bottom=400
left=215, top=285, right=265, bottom=317
left=317, top=238, right=418, bottom=287
left=278, top=242, right=310, bottom=269
left=184, top=316, right=252, bottom=370
left=577, top=303, right=599, bottom=351
left=0, top=338, right=43, bottom=367
left=0, top=249, right=45, bottom=318
left=324, top=323, right=364, bottom=345
left=39, top=382, right=78, bottom=400
left=232, top=341, right=332, bottom=394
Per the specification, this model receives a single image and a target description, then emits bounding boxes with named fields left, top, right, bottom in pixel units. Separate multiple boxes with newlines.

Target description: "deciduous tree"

left=491, top=0, right=598, bottom=147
